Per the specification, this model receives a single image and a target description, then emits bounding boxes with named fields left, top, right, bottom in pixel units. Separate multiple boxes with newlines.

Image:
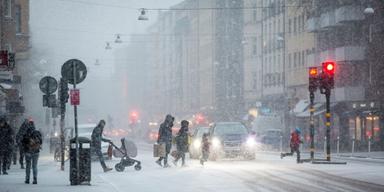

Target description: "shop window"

left=355, top=116, right=361, bottom=141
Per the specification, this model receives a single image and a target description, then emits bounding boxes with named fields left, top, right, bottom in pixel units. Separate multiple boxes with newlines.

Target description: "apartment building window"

left=288, top=19, right=292, bottom=35
left=302, top=14, right=305, bottom=32
left=288, top=53, right=292, bottom=68
left=252, top=72, right=258, bottom=90
left=293, top=17, right=297, bottom=35
left=293, top=52, right=297, bottom=67
left=4, top=0, right=12, bottom=17
left=252, top=38, right=257, bottom=55
left=15, top=5, right=22, bottom=33
left=302, top=51, right=305, bottom=66
left=253, top=9, right=257, bottom=23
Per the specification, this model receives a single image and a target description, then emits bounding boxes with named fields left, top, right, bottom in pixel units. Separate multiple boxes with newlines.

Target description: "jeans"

left=95, top=148, right=107, bottom=169
left=25, top=152, right=39, bottom=180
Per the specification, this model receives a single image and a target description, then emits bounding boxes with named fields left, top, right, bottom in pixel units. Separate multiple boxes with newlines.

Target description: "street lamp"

left=138, top=8, right=148, bottom=21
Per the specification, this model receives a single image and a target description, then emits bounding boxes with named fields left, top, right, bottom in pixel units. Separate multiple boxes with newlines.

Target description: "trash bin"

left=70, top=137, right=91, bottom=185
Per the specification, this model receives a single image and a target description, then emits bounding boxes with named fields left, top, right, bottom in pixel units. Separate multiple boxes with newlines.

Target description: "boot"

left=32, top=177, right=37, bottom=184
left=280, top=153, right=285, bottom=159
left=155, top=160, right=162, bottom=167
left=2, top=171, right=8, bottom=175
left=25, top=178, right=29, bottom=184
left=103, top=167, right=113, bottom=172
left=21, top=164, right=25, bottom=169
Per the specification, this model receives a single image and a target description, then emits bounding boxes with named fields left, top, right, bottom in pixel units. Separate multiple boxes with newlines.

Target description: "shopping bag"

left=153, top=143, right=166, bottom=157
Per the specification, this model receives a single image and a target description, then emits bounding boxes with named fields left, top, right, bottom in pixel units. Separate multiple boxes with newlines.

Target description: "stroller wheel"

left=115, top=163, right=125, bottom=172
left=134, top=164, right=141, bottom=171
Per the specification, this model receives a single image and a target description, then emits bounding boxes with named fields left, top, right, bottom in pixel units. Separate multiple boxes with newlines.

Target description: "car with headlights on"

left=189, top=127, right=210, bottom=159
left=209, top=122, right=256, bottom=160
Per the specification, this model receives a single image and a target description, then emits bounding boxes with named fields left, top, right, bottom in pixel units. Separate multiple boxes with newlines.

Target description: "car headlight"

left=193, top=140, right=201, bottom=149
left=54, top=132, right=58, bottom=137
left=212, top=137, right=220, bottom=148
left=246, top=137, right=256, bottom=147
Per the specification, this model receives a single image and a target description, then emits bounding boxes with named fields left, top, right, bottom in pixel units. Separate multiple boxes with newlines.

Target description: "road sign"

left=43, top=94, right=57, bottom=107
left=70, top=89, right=80, bottom=106
left=39, top=76, right=58, bottom=94
left=61, top=59, right=87, bottom=85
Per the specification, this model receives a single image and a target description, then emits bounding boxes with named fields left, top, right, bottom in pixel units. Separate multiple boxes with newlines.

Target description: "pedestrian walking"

left=0, top=116, right=13, bottom=175
left=155, top=114, right=174, bottom=168
left=172, top=120, right=189, bottom=167
left=281, top=128, right=303, bottom=163
left=91, top=120, right=112, bottom=172
left=22, top=121, right=42, bottom=184
left=16, top=119, right=29, bottom=169
left=200, top=133, right=211, bottom=165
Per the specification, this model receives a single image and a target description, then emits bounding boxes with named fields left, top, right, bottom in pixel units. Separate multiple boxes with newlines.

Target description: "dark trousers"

left=25, top=152, right=39, bottom=181
left=282, top=147, right=300, bottom=162
left=0, top=152, right=9, bottom=173
left=174, top=151, right=186, bottom=165
left=157, top=142, right=171, bottom=165
left=19, top=146, right=25, bottom=166
left=95, top=148, right=107, bottom=169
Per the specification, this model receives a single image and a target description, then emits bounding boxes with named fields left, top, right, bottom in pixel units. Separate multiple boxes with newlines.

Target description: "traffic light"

left=321, top=61, right=336, bottom=90
left=59, top=79, right=69, bottom=104
left=308, top=67, right=319, bottom=92
left=129, top=111, right=139, bottom=124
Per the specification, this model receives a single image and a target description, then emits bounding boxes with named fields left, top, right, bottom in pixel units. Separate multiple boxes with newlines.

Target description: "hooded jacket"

left=157, top=115, right=174, bottom=143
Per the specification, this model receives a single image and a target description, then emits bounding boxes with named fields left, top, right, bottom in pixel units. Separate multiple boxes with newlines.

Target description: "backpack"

left=26, top=130, right=41, bottom=151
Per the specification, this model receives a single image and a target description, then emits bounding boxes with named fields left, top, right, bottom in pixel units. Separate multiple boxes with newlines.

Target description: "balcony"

left=306, top=17, right=319, bottom=32
left=335, top=46, right=365, bottom=62
left=334, top=86, right=365, bottom=102
left=335, top=5, right=364, bottom=24
left=320, top=11, right=336, bottom=29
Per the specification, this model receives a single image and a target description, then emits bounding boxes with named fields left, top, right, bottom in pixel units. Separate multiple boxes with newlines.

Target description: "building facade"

left=0, top=0, right=29, bottom=130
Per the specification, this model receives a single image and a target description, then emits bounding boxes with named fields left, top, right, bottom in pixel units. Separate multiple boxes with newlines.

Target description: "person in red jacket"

left=281, top=128, right=302, bottom=163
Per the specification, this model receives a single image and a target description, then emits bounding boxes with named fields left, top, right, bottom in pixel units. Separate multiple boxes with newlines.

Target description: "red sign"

left=70, top=89, right=80, bottom=105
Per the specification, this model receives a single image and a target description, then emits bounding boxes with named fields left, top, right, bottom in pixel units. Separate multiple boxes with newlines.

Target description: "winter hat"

left=295, top=127, right=301, bottom=134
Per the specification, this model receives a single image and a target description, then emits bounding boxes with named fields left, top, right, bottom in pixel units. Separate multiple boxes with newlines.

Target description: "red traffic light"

left=322, top=61, right=335, bottom=76
left=309, top=67, right=318, bottom=77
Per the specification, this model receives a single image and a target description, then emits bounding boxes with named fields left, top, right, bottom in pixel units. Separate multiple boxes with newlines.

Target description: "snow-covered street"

left=1, top=143, right=384, bottom=192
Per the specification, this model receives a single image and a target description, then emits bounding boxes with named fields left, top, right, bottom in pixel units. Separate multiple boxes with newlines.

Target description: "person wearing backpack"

left=172, top=120, right=189, bottom=167
left=0, top=116, right=13, bottom=175
left=16, top=119, right=29, bottom=169
left=22, top=121, right=42, bottom=184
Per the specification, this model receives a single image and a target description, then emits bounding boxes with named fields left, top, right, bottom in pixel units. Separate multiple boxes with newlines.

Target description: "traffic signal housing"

left=59, top=79, right=69, bottom=104
left=321, top=61, right=336, bottom=90
left=308, top=67, right=319, bottom=92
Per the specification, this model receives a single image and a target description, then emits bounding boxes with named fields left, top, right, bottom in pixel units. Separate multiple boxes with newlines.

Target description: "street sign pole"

left=309, top=91, right=315, bottom=160
left=59, top=78, right=66, bottom=171
left=72, top=61, right=80, bottom=183
left=325, top=89, right=331, bottom=161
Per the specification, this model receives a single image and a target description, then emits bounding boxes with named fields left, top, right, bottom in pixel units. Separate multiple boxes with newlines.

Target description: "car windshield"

left=196, top=127, right=210, bottom=138
left=214, top=124, right=248, bottom=136
left=78, top=126, right=95, bottom=137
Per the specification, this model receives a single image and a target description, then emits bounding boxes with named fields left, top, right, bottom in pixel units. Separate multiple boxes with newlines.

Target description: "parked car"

left=189, top=127, right=210, bottom=159
left=209, top=122, right=256, bottom=160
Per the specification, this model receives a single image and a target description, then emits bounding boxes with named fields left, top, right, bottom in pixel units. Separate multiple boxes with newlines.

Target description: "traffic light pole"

left=309, top=91, right=315, bottom=160
left=325, top=89, right=331, bottom=161
left=72, top=61, right=80, bottom=184
left=60, top=102, right=65, bottom=171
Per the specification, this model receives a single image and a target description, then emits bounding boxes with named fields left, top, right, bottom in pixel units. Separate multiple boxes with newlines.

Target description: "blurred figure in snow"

left=281, top=128, right=302, bottom=163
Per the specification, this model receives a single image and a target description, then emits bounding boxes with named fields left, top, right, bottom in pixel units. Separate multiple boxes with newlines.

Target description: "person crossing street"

left=281, top=128, right=303, bottom=163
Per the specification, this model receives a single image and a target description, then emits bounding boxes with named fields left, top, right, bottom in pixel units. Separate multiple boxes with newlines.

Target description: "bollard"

left=337, top=136, right=340, bottom=156
left=280, top=135, right=283, bottom=153
left=300, top=136, right=304, bottom=153
left=368, top=136, right=372, bottom=154
left=351, top=137, right=355, bottom=157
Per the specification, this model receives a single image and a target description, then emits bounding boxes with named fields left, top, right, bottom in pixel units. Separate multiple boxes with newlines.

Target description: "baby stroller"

left=109, top=138, right=142, bottom=172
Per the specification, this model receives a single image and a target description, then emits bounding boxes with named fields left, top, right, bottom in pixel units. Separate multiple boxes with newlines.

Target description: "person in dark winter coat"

left=281, top=128, right=302, bottom=163
left=155, top=114, right=174, bottom=168
left=16, top=119, right=29, bottom=169
left=91, top=120, right=112, bottom=172
left=173, top=120, right=189, bottom=167
left=22, top=121, right=42, bottom=184
left=0, top=116, right=13, bottom=175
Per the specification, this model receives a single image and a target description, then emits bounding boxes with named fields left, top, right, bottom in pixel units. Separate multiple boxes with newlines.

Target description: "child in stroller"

left=109, top=138, right=141, bottom=172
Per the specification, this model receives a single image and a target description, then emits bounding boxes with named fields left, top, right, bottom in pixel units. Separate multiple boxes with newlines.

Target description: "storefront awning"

left=296, top=103, right=325, bottom=118
left=291, top=99, right=309, bottom=114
